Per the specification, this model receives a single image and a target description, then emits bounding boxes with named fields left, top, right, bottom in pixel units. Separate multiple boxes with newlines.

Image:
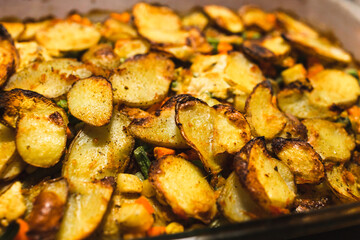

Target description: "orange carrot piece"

left=135, top=196, right=154, bottom=214
left=178, top=152, right=189, bottom=160
left=266, top=13, right=276, bottom=24
left=217, top=41, right=233, bottom=53
left=110, top=12, right=131, bottom=23
left=307, top=63, right=324, bottom=78
left=14, top=219, right=29, bottom=240
left=154, top=147, right=175, bottom=160
left=147, top=226, right=166, bottom=237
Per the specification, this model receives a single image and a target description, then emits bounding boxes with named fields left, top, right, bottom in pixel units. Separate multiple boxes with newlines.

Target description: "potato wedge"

left=57, top=179, right=114, bottom=240
left=218, top=171, right=264, bottom=223
left=272, top=138, right=325, bottom=184
left=204, top=5, right=244, bottom=33
left=242, top=35, right=291, bottom=63
left=100, top=17, right=138, bottom=42
left=0, top=22, right=24, bottom=40
left=0, top=24, right=18, bottom=88
left=82, top=44, right=121, bottom=71
left=0, top=89, right=68, bottom=168
left=149, top=155, right=217, bottom=223
left=238, top=6, right=275, bottom=32
left=307, top=69, right=360, bottom=108
left=326, top=162, right=360, bottom=202
left=176, top=95, right=251, bottom=173
left=5, top=58, right=92, bottom=98
left=277, top=87, right=338, bottom=119
left=15, top=41, right=52, bottom=71
left=245, top=81, right=287, bottom=139
left=0, top=182, right=26, bottom=226
left=63, top=109, right=134, bottom=183
left=110, top=53, right=174, bottom=108
left=128, top=95, right=188, bottom=149
left=26, top=178, right=68, bottom=240
left=67, top=76, right=113, bottom=127
left=303, top=119, right=355, bottom=162
left=35, top=20, right=101, bottom=52
left=234, top=137, right=296, bottom=215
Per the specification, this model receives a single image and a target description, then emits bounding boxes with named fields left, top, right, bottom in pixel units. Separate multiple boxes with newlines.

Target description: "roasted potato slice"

left=326, top=162, right=360, bottom=202
left=57, top=179, right=114, bottom=240
left=303, top=119, right=355, bottom=162
left=26, top=178, right=68, bottom=240
left=114, top=39, right=150, bottom=60
left=234, top=137, right=296, bottom=215
left=35, top=20, right=101, bottom=52
left=149, top=155, right=217, bottom=223
left=5, top=58, right=92, bottom=98
left=0, top=24, right=18, bottom=88
left=307, top=69, right=360, bottom=108
left=182, top=11, right=209, bottom=31
left=0, top=123, right=16, bottom=174
left=63, top=109, right=134, bottom=183
left=128, top=95, right=188, bottom=149
left=281, top=63, right=308, bottom=86
left=277, top=87, right=338, bottom=119
left=82, top=44, right=121, bottom=71
left=0, top=22, right=24, bottom=40
left=0, top=89, right=68, bottom=168
left=218, top=171, right=264, bottom=223
left=100, top=17, right=138, bottom=42
left=277, top=113, right=308, bottom=140
left=245, top=81, right=287, bottom=139
left=0, top=181, right=26, bottom=226
left=272, top=138, right=325, bottom=184
left=242, top=35, right=291, bottom=63
left=176, top=95, right=251, bottom=173
left=67, top=76, right=113, bottom=127
left=110, top=53, right=174, bottom=108
left=15, top=41, right=52, bottom=71
left=238, top=6, right=275, bottom=32
left=19, top=20, right=52, bottom=41
left=276, top=12, right=319, bottom=38
left=0, top=153, right=26, bottom=181
left=204, top=5, right=244, bottom=33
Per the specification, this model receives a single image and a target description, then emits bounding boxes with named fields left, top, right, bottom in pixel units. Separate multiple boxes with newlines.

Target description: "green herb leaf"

left=134, top=146, right=152, bottom=179
left=0, top=221, right=20, bottom=240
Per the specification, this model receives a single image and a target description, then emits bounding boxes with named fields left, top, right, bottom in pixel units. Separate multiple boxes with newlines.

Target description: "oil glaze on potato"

left=149, top=155, right=217, bottom=223
left=0, top=181, right=26, bottom=225
left=67, top=76, right=113, bottom=127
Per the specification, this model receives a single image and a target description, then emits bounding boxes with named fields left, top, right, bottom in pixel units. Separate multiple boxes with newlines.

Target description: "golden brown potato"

left=277, top=86, right=338, bottom=119
left=0, top=123, right=16, bottom=174
left=303, top=119, right=355, bottom=162
left=15, top=41, right=52, bottom=71
left=242, top=35, right=291, bottom=63
left=5, top=58, right=92, bottom=99
left=67, top=76, right=113, bottom=127
left=100, top=17, right=138, bottom=42
left=234, top=137, right=296, bottom=215
left=35, top=20, right=101, bottom=52
left=19, top=20, right=52, bottom=41
left=218, top=172, right=264, bottom=223
left=0, top=153, right=26, bottom=181
left=245, top=81, right=287, bottom=139
left=307, top=69, right=360, bottom=109
left=326, top=162, right=360, bottom=202
left=0, top=181, right=26, bottom=226
left=117, top=173, right=143, bottom=194
left=277, top=113, right=308, bottom=140
left=149, top=155, right=217, bottom=223
left=110, top=53, right=174, bottom=108
left=63, top=109, right=134, bottom=183
left=0, top=89, right=68, bottom=168
left=57, top=179, right=114, bottom=240
left=272, top=138, right=325, bottom=184
left=181, top=11, right=209, bottom=31
left=176, top=95, right=251, bottom=174
left=82, top=44, right=121, bottom=71
left=276, top=12, right=319, bottom=38
left=0, top=24, right=18, bottom=88
left=0, top=22, right=24, bottom=40
left=113, top=39, right=150, bottom=60
left=281, top=63, right=307, bottom=86
left=117, top=202, right=154, bottom=233
left=238, top=6, right=275, bottom=32
left=128, top=95, right=188, bottom=149
left=204, top=5, right=244, bottom=33
left=26, top=178, right=68, bottom=240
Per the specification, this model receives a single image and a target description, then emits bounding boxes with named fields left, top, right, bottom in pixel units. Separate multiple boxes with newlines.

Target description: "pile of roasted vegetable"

left=1, top=2, right=360, bottom=239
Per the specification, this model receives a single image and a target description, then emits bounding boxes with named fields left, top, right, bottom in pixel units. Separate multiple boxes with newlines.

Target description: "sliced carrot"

left=147, top=226, right=166, bottom=237
left=110, top=12, right=131, bottom=23
left=266, top=13, right=276, bottom=24
left=135, top=196, right=154, bottom=214
left=178, top=152, right=189, bottom=160
left=14, top=219, right=29, bottom=240
left=67, top=14, right=92, bottom=26
left=66, top=127, right=73, bottom=139
left=154, top=147, right=175, bottom=160
left=307, top=63, right=324, bottom=78
left=217, top=41, right=233, bottom=53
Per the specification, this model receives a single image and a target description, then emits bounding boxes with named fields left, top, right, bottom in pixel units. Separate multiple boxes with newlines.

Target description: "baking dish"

left=1, top=0, right=360, bottom=239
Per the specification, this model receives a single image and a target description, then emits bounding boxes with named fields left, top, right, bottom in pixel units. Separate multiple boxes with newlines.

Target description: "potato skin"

left=0, top=24, right=18, bottom=88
